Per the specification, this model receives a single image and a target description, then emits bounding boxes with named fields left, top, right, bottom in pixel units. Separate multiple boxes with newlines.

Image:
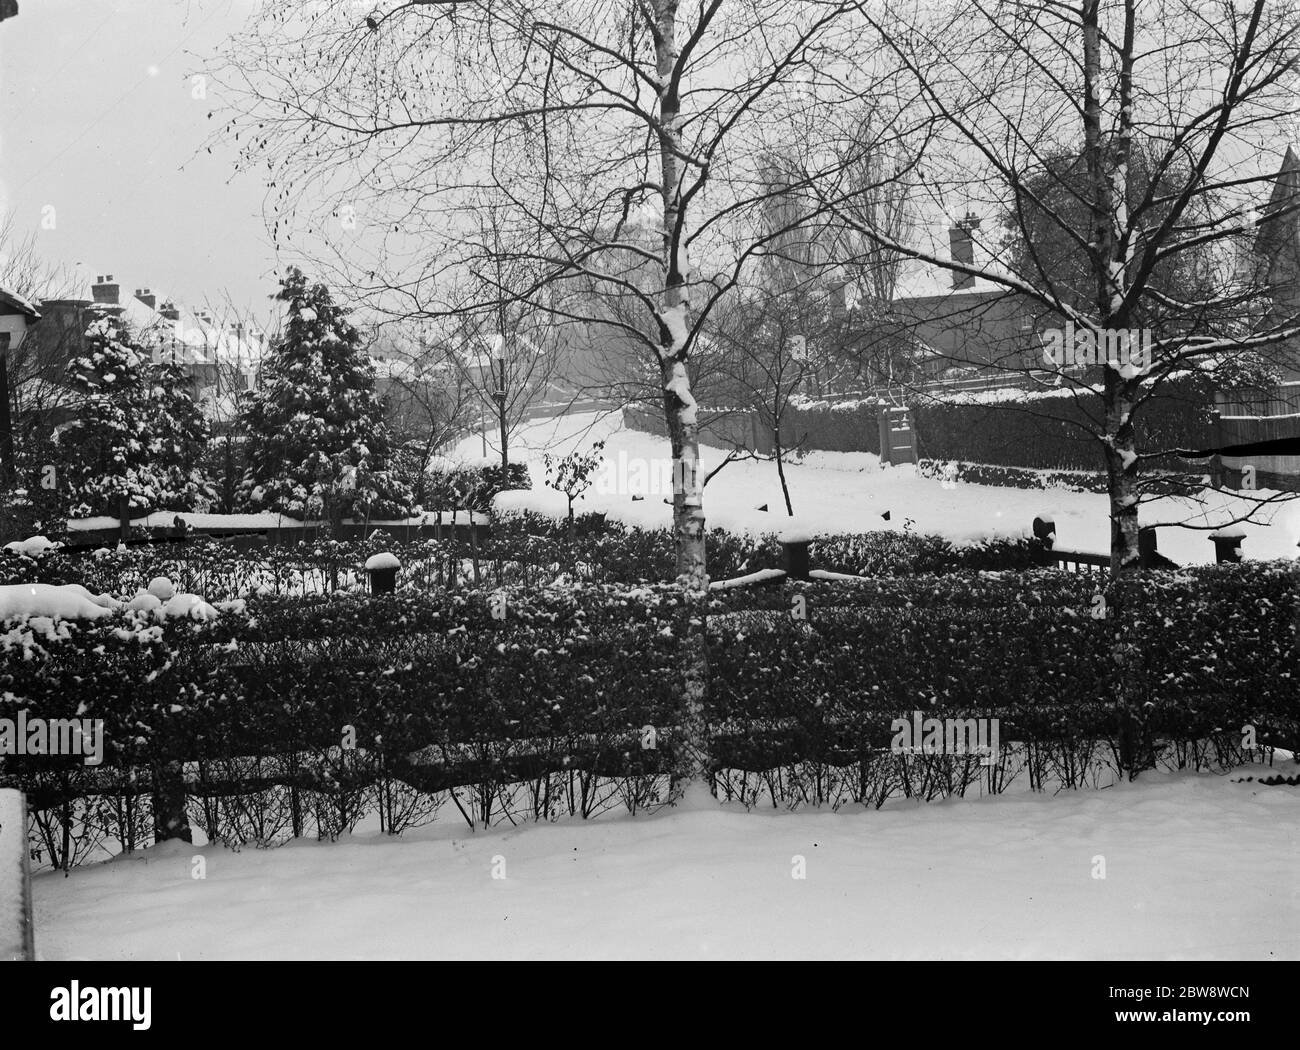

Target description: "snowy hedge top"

left=364, top=552, right=401, bottom=572
left=777, top=519, right=817, bottom=544
left=0, top=577, right=228, bottom=624
left=0, top=584, right=116, bottom=622
left=2, top=536, right=61, bottom=557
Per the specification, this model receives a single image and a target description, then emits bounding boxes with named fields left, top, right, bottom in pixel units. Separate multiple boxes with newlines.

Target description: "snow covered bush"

left=424, top=459, right=531, bottom=513
left=1, top=560, right=1295, bottom=860
left=238, top=268, right=412, bottom=521
left=53, top=314, right=214, bottom=517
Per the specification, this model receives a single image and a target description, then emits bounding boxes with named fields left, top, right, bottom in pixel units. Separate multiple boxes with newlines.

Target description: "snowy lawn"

left=467, top=411, right=1300, bottom=565
left=33, top=772, right=1300, bottom=960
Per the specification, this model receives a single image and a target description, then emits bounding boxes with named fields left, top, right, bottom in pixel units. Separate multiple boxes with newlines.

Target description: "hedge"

left=0, top=523, right=1045, bottom=600
left=908, top=375, right=1216, bottom=472
left=2, top=561, right=1295, bottom=862
left=622, top=380, right=1214, bottom=474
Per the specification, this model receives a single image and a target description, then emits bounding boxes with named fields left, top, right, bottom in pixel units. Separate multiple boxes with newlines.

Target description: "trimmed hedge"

left=0, top=523, right=1045, bottom=600
left=918, top=459, right=1111, bottom=493
left=3, top=563, right=1295, bottom=818
left=909, top=375, right=1216, bottom=472
left=622, top=381, right=1214, bottom=475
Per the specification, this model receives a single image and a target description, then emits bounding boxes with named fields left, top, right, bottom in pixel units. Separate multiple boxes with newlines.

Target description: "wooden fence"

left=1213, top=382, right=1300, bottom=491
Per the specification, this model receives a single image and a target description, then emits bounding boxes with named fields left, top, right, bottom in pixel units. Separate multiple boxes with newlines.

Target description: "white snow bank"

left=461, top=411, right=1300, bottom=565
left=364, top=553, right=400, bottom=572
left=492, top=488, right=570, bottom=521
left=0, top=584, right=115, bottom=622
left=30, top=773, right=1300, bottom=960
left=3, top=536, right=60, bottom=556
left=147, top=577, right=176, bottom=601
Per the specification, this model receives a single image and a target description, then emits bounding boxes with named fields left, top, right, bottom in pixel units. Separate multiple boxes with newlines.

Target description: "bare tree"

left=704, top=285, right=823, bottom=515
left=368, top=317, right=480, bottom=505
left=805, top=0, right=1300, bottom=573
left=0, top=214, right=81, bottom=472
left=211, top=0, right=911, bottom=791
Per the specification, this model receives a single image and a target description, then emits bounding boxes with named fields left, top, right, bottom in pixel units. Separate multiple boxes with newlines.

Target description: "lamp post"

left=492, top=338, right=508, bottom=468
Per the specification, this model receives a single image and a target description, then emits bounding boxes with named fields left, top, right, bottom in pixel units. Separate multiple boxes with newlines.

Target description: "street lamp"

left=491, top=335, right=509, bottom=469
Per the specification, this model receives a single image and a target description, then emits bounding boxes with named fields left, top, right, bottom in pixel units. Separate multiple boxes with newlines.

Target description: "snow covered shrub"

left=54, top=314, right=215, bottom=517
left=2, top=561, right=1293, bottom=856
left=424, top=459, right=531, bottom=513
left=239, top=268, right=412, bottom=521
left=0, top=434, right=72, bottom=542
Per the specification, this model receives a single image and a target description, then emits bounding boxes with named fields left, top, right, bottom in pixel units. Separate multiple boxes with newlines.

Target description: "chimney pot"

left=948, top=215, right=980, bottom=290
left=91, top=275, right=120, bottom=306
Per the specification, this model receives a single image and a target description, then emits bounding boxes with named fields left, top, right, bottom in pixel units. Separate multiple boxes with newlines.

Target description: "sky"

left=0, top=0, right=276, bottom=319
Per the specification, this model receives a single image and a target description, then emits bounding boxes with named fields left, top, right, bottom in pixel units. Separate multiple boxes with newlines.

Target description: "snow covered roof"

left=61, top=263, right=267, bottom=365
left=0, top=285, right=39, bottom=319
left=890, top=219, right=1018, bottom=301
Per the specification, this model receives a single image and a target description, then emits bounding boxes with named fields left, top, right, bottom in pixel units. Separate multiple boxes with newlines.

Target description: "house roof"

left=0, top=286, right=40, bottom=319
left=887, top=218, right=1018, bottom=303
left=1253, top=146, right=1300, bottom=257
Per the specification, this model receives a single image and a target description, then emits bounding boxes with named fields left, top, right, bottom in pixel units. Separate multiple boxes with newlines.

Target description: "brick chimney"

left=948, top=215, right=980, bottom=290
left=134, top=288, right=156, bottom=310
left=91, top=274, right=119, bottom=305
left=158, top=300, right=180, bottom=321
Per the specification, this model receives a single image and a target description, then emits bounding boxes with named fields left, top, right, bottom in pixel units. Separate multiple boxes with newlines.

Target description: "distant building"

left=1251, top=145, right=1300, bottom=381
left=30, top=270, right=267, bottom=425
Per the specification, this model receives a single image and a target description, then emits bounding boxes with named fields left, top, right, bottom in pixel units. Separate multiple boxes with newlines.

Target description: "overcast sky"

left=0, top=0, right=276, bottom=318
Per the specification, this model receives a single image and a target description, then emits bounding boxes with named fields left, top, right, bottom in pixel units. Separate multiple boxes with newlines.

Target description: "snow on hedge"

left=492, top=487, right=570, bottom=521
left=0, top=584, right=116, bottom=622
left=160, top=594, right=221, bottom=621
left=709, top=568, right=787, bottom=591
left=67, top=512, right=305, bottom=532
left=2, top=536, right=60, bottom=556
left=364, top=552, right=400, bottom=572
left=777, top=519, right=817, bottom=544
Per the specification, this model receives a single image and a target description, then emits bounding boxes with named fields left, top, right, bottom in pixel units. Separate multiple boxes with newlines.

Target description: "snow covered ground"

left=32, top=772, right=1299, bottom=960
left=466, top=410, right=1300, bottom=565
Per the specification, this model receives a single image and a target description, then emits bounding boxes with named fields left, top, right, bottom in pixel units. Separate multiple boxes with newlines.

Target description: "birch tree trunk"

left=1083, top=0, right=1143, bottom=574
left=652, top=0, right=711, bottom=800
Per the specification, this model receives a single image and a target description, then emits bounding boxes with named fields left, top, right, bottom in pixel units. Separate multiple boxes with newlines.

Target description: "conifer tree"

left=56, top=314, right=215, bottom=517
left=240, top=267, right=411, bottom=520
